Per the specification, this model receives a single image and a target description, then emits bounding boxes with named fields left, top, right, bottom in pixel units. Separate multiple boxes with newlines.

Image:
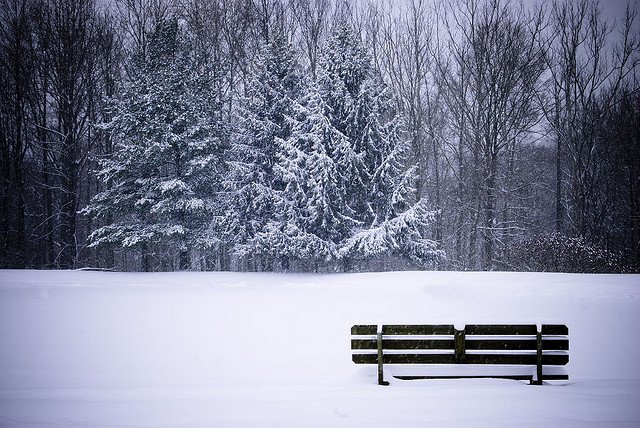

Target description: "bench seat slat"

left=353, top=353, right=456, bottom=364
left=541, top=324, right=569, bottom=335
left=464, top=353, right=569, bottom=365
left=381, top=325, right=456, bottom=335
left=465, top=339, right=569, bottom=351
left=351, top=339, right=569, bottom=351
left=351, top=325, right=377, bottom=335
left=352, top=339, right=455, bottom=350
left=352, top=353, right=569, bottom=365
left=353, top=325, right=570, bottom=337
left=465, top=325, right=537, bottom=335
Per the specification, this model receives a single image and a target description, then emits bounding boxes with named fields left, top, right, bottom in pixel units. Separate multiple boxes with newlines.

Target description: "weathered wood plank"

left=351, top=325, right=377, bottom=335
left=463, top=353, right=569, bottom=365
left=465, top=339, right=569, bottom=351
left=352, top=353, right=569, bottom=365
left=541, top=325, right=569, bottom=335
left=352, top=353, right=456, bottom=364
left=352, top=338, right=569, bottom=351
left=351, top=324, right=569, bottom=336
left=465, top=325, right=537, bottom=335
left=352, top=324, right=569, bottom=337
left=351, top=354, right=376, bottom=364
left=351, top=339, right=455, bottom=350
left=381, top=325, right=456, bottom=335
left=541, top=339, right=570, bottom=351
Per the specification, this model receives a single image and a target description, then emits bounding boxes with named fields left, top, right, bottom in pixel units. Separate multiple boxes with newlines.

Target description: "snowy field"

left=1, top=270, right=639, bottom=427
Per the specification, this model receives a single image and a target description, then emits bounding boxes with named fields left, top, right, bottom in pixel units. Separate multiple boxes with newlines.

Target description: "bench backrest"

left=351, top=324, right=569, bottom=366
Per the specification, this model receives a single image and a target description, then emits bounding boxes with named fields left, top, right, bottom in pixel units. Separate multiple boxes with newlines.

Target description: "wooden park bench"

left=351, top=324, right=569, bottom=386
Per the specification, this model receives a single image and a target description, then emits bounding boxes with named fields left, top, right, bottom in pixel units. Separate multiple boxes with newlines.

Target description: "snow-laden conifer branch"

left=340, top=201, right=444, bottom=264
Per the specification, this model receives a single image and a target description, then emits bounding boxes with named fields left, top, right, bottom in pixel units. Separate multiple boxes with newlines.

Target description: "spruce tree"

left=247, top=82, right=358, bottom=270
left=224, top=33, right=304, bottom=268
left=317, top=24, right=441, bottom=267
left=318, top=24, right=411, bottom=227
left=84, top=19, right=225, bottom=270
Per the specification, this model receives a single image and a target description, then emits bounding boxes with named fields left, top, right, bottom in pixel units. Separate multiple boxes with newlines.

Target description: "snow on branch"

left=339, top=201, right=444, bottom=264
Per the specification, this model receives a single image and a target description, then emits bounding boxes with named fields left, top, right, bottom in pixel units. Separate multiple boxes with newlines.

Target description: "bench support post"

left=531, top=330, right=543, bottom=385
left=454, top=329, right=466, bottom=364
left=377, top=327, right=389, bottom=386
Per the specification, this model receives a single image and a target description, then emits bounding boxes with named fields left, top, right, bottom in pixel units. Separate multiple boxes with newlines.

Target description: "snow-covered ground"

left=0, top=270, right=639, bottom=427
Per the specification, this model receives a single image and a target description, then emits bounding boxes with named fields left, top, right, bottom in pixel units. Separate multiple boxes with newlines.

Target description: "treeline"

left=1, top=0, right=638, bottom=272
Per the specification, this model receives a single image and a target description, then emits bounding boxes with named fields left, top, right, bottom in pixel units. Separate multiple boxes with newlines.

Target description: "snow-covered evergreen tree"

left=272, top=83, right=358, bottom=267
left=318, top=24, right=412, bottom=227
left=243, top=24, right=442, bottom=270
left=340, top=200, right=444, bottom=266
left=316, top=23, right=441, bottom=267
left=83, top=19, right=226, bottom=270
left=224, top=33, right=305, bottom=268
left=300, top=87, right=359, bottom=245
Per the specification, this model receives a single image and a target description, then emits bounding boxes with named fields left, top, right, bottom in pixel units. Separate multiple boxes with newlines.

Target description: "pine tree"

left=83, top=19, right=225, bottom=270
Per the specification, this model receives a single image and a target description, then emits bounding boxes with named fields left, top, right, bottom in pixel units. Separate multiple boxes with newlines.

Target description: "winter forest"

left=1, top=0, right=639, bottom=273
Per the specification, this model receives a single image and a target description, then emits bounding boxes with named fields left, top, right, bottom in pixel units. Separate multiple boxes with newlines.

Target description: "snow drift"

left=0, top=270, right=639, bottom=427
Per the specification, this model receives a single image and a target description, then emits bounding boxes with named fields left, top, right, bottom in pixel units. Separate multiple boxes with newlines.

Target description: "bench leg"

left=377, top=330, right=389, bottom=386
left=531, top=330, right=543, bottom=385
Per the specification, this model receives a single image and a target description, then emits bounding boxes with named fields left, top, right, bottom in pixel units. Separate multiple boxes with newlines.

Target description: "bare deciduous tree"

left=435, top=0, right=546, bottom=269
left=0, top=0, right=35, bottom=267
left=543, top=0, right=640, bottom=240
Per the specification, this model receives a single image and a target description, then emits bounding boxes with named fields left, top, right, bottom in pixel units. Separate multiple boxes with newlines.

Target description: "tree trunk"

left=432, top=132, right=442, bottom=246
left=141, top=243, right=150, bottom=272
left=39, top=85, right=55, bottom=268
left=179, top=249, right=189, bottom=270
left=13, top=154, right=26, bottom=267
left=482, top=156, right=497, bottom=271
left=58, top=124, right=78, bottom=269
left=0, top=154, right=9, bottom=267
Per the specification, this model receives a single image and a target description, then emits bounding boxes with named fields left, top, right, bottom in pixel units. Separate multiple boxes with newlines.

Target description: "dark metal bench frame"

left=351, top=324, right=569, bottom=386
